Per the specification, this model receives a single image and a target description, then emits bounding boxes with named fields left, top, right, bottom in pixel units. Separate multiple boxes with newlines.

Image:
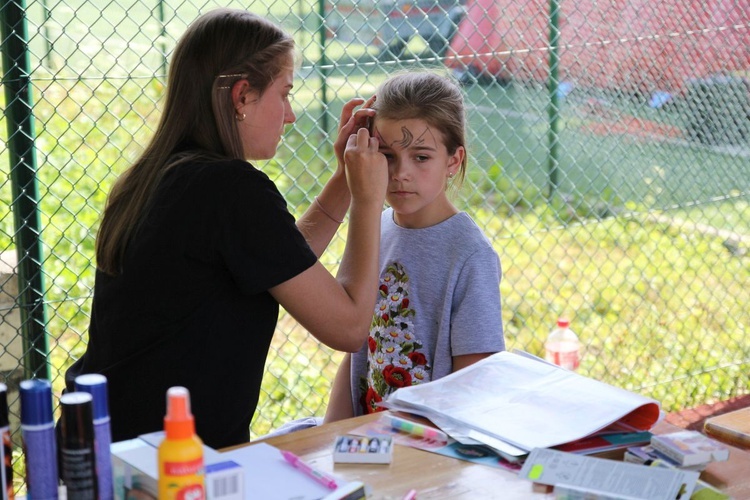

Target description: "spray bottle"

left=157, top=386, right=205, bottom=499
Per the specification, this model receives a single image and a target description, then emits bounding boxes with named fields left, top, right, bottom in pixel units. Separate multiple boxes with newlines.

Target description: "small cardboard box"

left=332, top=434, right=393, bottom=464
left=111, top=431, right=244, bottom=499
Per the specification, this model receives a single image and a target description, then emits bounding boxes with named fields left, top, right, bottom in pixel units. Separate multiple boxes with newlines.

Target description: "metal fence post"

left=317, top=0, right=330, bottom=139
left=1, top=0, right=51, bottom=380
left=546, top=0, right=561, bottom=200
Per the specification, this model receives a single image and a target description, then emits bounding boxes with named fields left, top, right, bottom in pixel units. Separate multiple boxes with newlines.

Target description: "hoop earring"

left=236, top=112, right=246, bottom=122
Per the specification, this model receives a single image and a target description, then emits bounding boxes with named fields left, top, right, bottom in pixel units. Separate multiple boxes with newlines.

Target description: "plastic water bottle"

left=544, top=318, right=581, bottom=370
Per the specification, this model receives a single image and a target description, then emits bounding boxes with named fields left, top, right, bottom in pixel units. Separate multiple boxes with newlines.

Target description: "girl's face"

left=238, top=66, right=296, bottom=160
left=375, top=117, right=464, bottom=229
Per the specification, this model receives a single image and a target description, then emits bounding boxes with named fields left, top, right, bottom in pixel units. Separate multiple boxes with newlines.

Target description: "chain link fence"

left=1, top=0, right=749, bottom=493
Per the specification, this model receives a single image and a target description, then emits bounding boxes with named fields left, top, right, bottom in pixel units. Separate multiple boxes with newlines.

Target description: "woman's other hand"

left=334, top=96, right=377, bottom=176
left=344, top=127, right=387, bottom=206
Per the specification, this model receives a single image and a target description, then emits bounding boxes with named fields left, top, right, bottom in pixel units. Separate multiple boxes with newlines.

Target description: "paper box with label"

left=111, top=431, right=244, bottom=499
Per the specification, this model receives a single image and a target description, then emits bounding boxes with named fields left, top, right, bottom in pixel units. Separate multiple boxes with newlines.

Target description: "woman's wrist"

left=315, top=197, right=344, bottom=224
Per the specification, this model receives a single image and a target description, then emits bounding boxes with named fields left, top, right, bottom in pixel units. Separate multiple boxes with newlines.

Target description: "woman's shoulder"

left=171, top=157, right=269, bottom=184
left=165, top=157, right=280, bottom=199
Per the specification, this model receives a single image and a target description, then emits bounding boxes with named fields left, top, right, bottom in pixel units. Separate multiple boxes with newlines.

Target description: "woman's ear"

left=231, top=79, right=252, bottom=110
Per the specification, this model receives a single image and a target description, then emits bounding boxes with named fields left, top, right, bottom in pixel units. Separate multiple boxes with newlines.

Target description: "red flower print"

left=383, top=365, right=412, bottom=388
left=368, top=337, right=377, bottom=353
left=408, top=352, right=427, bottom=366
left=379, top=284, right=388, bottom=294
left=402, top=298, right=409, bottom=308
left=381, top=313, right=389, bottom=321
left=364, top=387, right=383, bottom=414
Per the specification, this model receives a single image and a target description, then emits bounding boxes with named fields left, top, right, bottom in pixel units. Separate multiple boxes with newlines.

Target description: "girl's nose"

left=390, top=160, right=409, bottom=180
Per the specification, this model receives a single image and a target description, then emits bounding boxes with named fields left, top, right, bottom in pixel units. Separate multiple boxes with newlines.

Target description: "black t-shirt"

left=65, top=159, right=317, bottom=449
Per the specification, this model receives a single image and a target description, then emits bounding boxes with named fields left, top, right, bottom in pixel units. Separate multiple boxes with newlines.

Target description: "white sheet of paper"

left=221, top=442, right=342, bottom=500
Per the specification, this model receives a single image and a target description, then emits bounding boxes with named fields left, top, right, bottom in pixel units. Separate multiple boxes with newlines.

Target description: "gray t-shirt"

left=350, top=208, right=505, bottom=416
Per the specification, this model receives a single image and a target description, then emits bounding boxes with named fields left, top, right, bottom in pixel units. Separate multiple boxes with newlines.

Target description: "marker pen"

left=281, top=450, right=338, bottom=490
left=387, top=415, right=448, bottom=443
left=359, top=438, right=369, bottom=453
left=0, top=383, right=14, bottom=499
left=20, top=379, right=59, bottom=499
left=379, top=439, right=391, bottom=454
left=348, top=439, right=359, bottom=453
left=59, top=392, right=98, bottom=499
left=75, top=374, right=114, bottom=499
left=337, top=437, right=350, bottom=453
left=368, top=438, right=380, bottom=453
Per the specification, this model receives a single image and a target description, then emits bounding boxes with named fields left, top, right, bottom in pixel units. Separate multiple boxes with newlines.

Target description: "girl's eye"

left=415, top=155, right=429, bottom=162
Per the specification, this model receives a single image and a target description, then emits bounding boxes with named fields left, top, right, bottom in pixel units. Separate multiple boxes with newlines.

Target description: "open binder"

left=380, top=351, right=661, bottom=460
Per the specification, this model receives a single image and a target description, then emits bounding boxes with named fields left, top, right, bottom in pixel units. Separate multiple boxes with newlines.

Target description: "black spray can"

left=59, top=392, right=98, bottom=499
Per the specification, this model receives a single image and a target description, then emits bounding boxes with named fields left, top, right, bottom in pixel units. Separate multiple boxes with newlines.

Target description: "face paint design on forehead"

left=390, top=125, right=438, bottom=150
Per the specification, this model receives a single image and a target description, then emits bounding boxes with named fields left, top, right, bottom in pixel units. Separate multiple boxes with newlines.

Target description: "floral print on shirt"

left=359, top=262, right=431, bottom=414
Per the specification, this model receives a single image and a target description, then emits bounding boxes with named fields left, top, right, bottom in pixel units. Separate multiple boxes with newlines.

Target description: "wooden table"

left=256, top=412, right=547, bottom=499
left=253, top=412, right=750, bottom=499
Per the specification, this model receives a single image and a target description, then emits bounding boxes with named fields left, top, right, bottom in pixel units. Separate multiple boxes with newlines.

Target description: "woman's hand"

left=334, top=96, right=377, bottom=177
left=344, top=127, right=387, bottom=206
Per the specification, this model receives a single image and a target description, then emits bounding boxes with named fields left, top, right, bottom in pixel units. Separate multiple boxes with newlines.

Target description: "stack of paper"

left=380, top=351, right=661, bottom=461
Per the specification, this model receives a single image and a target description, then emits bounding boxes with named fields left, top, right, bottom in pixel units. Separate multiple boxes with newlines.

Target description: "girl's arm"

left=450, top=243, right=505, bottom=372
left=324, top=353, right=355, bottom=423
left=452, top=353, right=494, bottom=372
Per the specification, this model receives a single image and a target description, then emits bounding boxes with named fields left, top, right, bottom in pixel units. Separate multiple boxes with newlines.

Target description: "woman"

left=65, top=8, right=387, bottom=449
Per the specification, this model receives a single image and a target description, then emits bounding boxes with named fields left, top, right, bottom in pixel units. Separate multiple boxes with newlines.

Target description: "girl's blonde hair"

left=373, top=70, right=468, bottom=187
left=97, top=8, right=294, bottom=275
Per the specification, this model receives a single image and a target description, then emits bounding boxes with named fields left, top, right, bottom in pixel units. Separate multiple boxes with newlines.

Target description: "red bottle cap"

left=164, top=386, right=196, bottom=439
left=557, top=318, right=570, bottom=328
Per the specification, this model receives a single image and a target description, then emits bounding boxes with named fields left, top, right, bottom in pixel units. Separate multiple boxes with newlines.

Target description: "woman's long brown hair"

left=96, top=8, right=294, bottom=275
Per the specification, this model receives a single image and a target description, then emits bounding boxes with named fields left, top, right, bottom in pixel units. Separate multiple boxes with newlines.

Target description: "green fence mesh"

left=1, top=0, right=749, bottom=494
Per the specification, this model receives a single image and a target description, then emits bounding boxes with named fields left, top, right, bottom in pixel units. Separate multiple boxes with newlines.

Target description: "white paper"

left=382, top=351, right=660, bottom=450
left=221, top=442, right=348, bottom=500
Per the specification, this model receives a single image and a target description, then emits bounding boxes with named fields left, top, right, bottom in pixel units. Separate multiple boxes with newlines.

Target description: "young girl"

left=325, top=71, right=505, bottom=421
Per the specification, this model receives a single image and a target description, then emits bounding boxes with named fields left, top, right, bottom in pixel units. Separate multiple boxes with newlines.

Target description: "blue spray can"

left=19, top=379, right=58, bottom=499
left=74, top=374, right=113, bottom=499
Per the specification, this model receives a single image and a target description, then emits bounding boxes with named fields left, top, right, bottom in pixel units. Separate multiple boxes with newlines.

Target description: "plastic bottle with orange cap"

left=158, top=386, right=206, bottom=499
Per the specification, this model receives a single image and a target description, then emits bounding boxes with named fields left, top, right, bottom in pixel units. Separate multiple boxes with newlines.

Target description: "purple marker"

left=75, top=374, right=113, bottom=499
left=20, top=379, right=59, bottom=499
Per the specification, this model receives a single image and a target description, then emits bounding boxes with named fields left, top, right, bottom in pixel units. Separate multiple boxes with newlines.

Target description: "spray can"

left=59, top=392, right=98, bottom=499
left=19, top=379, right=58, bottom=499
left=0, top=383, right=14, bottom=500
left=75, top=374, right=113, bottom=499
left=158, top=387, right=205, bottom=500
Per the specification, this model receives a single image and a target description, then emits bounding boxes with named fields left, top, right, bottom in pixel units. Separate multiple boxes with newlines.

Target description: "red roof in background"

left=447, top=0, right=750, bottom=93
